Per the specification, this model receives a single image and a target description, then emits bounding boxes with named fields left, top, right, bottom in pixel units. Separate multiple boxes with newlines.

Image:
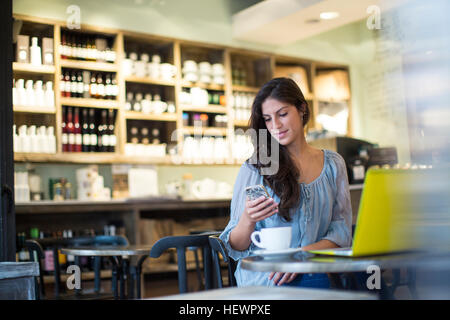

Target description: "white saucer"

left=253, top=247, right=303, bottom=259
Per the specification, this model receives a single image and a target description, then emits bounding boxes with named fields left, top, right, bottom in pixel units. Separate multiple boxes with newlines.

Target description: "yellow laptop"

left=308, top=167, right=429, bottom=257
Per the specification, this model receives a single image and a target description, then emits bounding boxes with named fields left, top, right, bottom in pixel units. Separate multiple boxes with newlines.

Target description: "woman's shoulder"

left=235, top=160, right=261, bottom=181
left=242, top=160, right=260, bottom=173
left=322, top=149, right=347, bottom=178
left=324, top=149, right=346, bottom=165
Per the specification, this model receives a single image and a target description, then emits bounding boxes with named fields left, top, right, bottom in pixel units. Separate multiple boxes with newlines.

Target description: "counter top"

left=15, top=197, right=232, bottom=214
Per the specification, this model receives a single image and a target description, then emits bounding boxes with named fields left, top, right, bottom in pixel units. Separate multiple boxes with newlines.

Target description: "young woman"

left=220, top=77, right=352, bottom=288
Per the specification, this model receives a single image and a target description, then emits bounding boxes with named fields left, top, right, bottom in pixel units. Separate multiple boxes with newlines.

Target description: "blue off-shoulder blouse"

left=219, top=149, right=353, bottom=287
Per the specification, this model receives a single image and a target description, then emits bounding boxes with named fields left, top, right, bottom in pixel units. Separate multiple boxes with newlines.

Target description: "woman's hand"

left=268, top=272, right=298, bottom=286
left=243, top=196, right=279, bottom=224
left=229, top=196, right=279, bottom=251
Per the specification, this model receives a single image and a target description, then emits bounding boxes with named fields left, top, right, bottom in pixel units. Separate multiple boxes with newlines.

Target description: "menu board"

left=361, top=6, right=411, bottom=163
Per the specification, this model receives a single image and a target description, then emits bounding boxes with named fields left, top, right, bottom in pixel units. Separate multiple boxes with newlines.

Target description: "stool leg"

left=118, top=257, right=125, bottom=299
left=110, top=257, right=119, bottom=300
left=136, top=256, right=147, bottom=299
left=193, top=248, right=203, bottom=290
left=129, top=265, right=135, bottom=299
left=94, top=256, right=101, bottom=294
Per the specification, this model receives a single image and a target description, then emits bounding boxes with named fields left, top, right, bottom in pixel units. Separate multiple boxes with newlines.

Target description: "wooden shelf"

left=12, top=14, right=352, bottom=165
left=13, top=62, right=56, bottom=74
left=181, top=80, right=225, bottom=91
left=124, top=111, right=177, bottom=121
left=124, top=76, right=176, bottom=87
left=14, top=153, right=58, bottom=162
left=14, top=152, right=177, bottom=165
left=15, top=152, right=116, bottom=164
left=180, top=104, right=227, bottom=114
left=60, top=59, right=118, bottom=72
left=60, top=97, right=119, bottom=109
left=13, top=105, right=56, bottom=114
left=14, top=152, right=242, bottom=165
left=233, top=120, right=249, bottom=127
left=232, top=85, right=260, bottom=93
left=182, top=126, right=227, bottom=136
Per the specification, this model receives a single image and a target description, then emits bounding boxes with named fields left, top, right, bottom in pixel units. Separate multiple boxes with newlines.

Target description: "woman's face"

left=261, top=97, right=303, bottom=146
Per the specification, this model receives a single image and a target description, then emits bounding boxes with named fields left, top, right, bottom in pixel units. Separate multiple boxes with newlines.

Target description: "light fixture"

left=320, top=12, right=340, bottom=20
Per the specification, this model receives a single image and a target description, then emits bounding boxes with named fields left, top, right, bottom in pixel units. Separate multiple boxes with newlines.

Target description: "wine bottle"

left=74, top=107, right=82, bottom=152
left=81, top=36, right=87, bottom=61
left=66, top=34, right=74, bottom=59
left=91, top=37, right=98, bottom=61
left=62, top=107, right=68, bottom=152
left=90, top=73, right=98, bottom=99
left=67, top=107, right=75, bottom=152
left=81, top=108, right=90, bottom=152
left=70, top=71, right=78, bottom=98
left=76, top=40, right=83, bottom=61
left=89, top=108, right=97, bottom=152
left=60, top=33, right=67, bottom=59
left=98, top=110, right=108, bottom=152
left=96, top=73, right=105, bottom=99
left=105, top=73, right=112, bottom=100
left=60, top=73, right=66, bottom=98
left=111, top=75, right=118, bottom=100
left=64, top=70, right=71, bottom=97
left=77, top=71, right=84, bottom=98
left=108, top=109, right=116, bottom=152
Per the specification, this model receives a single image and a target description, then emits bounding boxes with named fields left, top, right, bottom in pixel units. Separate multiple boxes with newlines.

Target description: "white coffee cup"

left=251, top=227, right=292, bottom=251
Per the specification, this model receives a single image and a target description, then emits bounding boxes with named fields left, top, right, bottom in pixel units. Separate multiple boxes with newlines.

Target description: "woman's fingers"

left=270, top=272, right=283, bottom=285
left=288, top=273, right=298, bottom=283
left=269, top=272, right=298, bottom=286
left=247, top=197, right=278, bottom=220
left=247, top=196, right=268, bottom=207
left=250, top=202, right=278, bottom=220
left=251, top=197, right=276, bottom=212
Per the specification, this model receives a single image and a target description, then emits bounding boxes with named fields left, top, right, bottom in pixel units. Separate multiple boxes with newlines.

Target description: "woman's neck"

left=287, top=133, right=310, bottom=162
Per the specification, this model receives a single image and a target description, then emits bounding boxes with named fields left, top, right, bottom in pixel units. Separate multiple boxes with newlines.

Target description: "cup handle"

left=250, top=231, right=264, bottom=248
left=191, top=181, right=201, bottom=199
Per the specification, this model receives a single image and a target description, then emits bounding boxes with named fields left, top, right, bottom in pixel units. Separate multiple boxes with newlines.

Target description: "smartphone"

left=245, top=184, right=270, bottom=201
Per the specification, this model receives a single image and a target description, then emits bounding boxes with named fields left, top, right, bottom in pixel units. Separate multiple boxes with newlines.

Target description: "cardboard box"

left=314, top=70, right=350, bottom=101
left=42, top=37, right=54, bottom=65
left=274, top=66, right=310, bottom=96
left=16, top=35, right=29, bottom=63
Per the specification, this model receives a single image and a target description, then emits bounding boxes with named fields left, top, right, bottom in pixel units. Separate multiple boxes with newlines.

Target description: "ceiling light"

left=320, top=12, right=340, bottom=20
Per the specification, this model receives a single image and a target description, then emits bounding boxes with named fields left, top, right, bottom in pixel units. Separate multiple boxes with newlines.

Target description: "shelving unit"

left=12, top=14, right=352, bottom=165
left=13, top=62, right=56, bottom=74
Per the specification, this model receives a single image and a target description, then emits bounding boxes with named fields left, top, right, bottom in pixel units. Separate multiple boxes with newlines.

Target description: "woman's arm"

left=300, top=239, right=340, bottom=251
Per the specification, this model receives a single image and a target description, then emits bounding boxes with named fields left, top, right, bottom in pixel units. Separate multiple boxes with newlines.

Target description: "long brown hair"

left=248, top=77, right=310, bottom=221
